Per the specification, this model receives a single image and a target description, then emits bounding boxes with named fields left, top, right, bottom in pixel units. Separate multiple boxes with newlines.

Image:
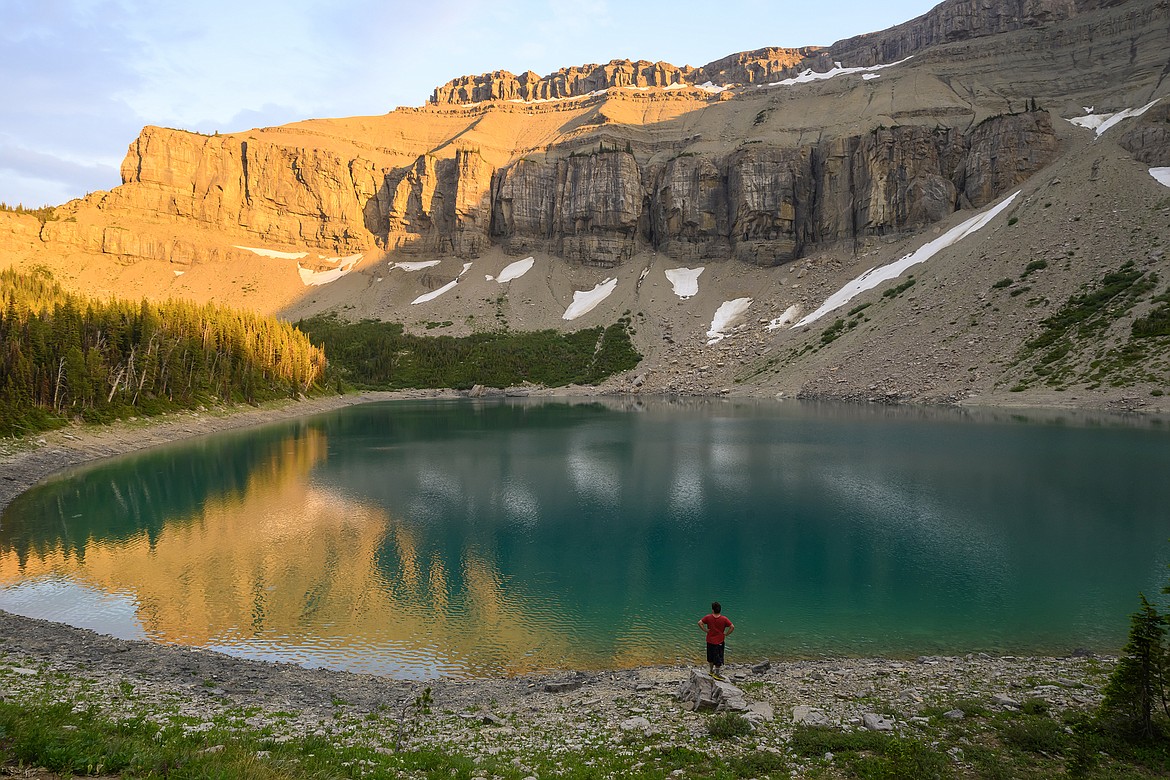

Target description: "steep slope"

left=1, top=0, right=1167, bottom=409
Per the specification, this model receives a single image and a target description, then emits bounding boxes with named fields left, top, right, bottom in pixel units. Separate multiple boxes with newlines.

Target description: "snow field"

left=665, top=267, right=704, bottom=299
left=235, top=246, right=308, bottom=260
left=297, top=254, right=364, bottom=287
left=766, top=305, right=801, bottom=331
left=487, top=257, right=535, bottom=283
left=410, top=263, right=473, bottom=305
left=707, top=298, right=753, bottom=344
left=390, top=260, right=441, bottom=272
left=563, top=278, right=618, bottom=321
left=1067, top=99, right=1161, bottom=137
left=794, top=191, right=1020, bottom=328
left=760, top=57, right=912, bottom=88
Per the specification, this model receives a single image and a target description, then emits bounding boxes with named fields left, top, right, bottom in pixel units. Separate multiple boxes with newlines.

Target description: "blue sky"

left=1, top=0, right=938, bottom=207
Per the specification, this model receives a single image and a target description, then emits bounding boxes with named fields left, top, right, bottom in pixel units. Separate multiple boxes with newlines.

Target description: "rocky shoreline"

left=0, top=606, right=1112, bottom=773
left=0, top=391, right=1125, bottom=776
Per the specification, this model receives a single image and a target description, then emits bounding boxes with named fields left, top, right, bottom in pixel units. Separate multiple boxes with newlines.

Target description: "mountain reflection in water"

left=2, top=398, right=1168, bottom=679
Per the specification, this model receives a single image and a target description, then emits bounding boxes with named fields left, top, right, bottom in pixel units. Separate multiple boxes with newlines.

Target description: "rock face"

left=828, top=0, right=1087, bottom=66
left=431, top=60, right=699, bottom=105
left=383, top=148, right=493, bottom=257
left=113, top=127, right=382, bottom=252
left=484, top=112, right=1055, bottom=267
left=1119, top=104, right=1170, bottom=166
left=429, top=0, right=1114, bottom=107
left=429, top=49, right=829, bottom=106
left=45, top=110, right=1055, bottom=271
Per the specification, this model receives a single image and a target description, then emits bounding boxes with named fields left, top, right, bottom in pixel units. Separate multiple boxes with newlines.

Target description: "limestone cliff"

left=429, top=48, right=830, bottom=106
left=415, top=112, right=1055, bottom=267
left=429, top=0, right=1112, bottom=107
left=110, top=127, right=383, bottom=252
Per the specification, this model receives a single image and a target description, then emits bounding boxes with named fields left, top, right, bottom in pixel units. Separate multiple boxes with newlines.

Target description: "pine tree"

left=1100, top=593, right=1168, bottom=739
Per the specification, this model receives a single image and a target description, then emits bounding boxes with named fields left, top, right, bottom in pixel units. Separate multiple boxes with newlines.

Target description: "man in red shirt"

left=698, top=601, right=734, bottom=678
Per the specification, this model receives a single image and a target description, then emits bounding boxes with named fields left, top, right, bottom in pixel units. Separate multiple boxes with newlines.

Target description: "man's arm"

left=724, top=619, right=734, bottom=636
left=698, top=618, right=707, bottom=631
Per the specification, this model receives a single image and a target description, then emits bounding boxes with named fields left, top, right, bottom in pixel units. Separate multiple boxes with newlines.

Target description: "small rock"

left=10, top=667, right=38, bottom=676
left=863, top=713, right=896, bottom=732
left=202, top=745, right=225, bottom=754
left=792, top=705, right=831, bottom=726
left=746, top=702, right=775, bottom=722
left=751, top=660, right=771, bottom=674
left=993, top=694, right=1021, bottom=708
left=620, top=716, right=651, bottom=733
left=943, top=709, right=965, bottom=720
left=544, top=680, right=582, bottom=693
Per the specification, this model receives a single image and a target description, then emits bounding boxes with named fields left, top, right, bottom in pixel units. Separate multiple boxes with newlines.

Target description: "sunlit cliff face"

left=0, top=428, right=584, bottom=678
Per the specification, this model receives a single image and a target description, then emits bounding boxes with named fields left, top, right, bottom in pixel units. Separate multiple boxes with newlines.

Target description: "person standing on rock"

left=699, top=601, right=734, bottom=679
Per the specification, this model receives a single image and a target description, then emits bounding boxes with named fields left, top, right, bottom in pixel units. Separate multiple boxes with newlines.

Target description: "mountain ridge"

left=2, top=0, right=1169, bottom=410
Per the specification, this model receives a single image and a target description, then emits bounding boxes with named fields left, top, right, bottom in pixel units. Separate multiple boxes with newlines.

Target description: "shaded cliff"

left=383, top=112, right=1055, bottom=267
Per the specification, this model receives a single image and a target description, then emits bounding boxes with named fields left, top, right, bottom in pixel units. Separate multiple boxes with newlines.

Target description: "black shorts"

left=706, top=642, right=725, bottom=667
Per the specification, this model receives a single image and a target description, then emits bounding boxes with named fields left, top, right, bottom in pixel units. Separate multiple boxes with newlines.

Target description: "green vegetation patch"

left=882, top=277, right=917, bottom=298
left=791, top=726, right=950, bottom=779
left=297, top=313, right=641, bottom=391
left=1009, top=262, right=1170, bottom=392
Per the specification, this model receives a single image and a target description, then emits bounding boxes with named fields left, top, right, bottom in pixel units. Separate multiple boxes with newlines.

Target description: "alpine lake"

left=2, top=398, right=1168, bottom=680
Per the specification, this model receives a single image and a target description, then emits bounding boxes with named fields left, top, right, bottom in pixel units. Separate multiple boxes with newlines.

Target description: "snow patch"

left=1150, top=168, right=1170, bottom=188
left=409, top=263, right=473, bottom=305
left=235, top=245, right=308, bottom=260
left=390, top=260, right=441, bottom=271
left=761, top=57, right=911, bottom=88
left=298, top=254, right=363, bottom=286
left=794, top=191, right=1020, bottom=328
left=494, top=256, right=535, bottom=283
left=766, top=305, right=801, bottom=331
left=1068, top=100, right=1161, bottom=137
left=707, top=298, right=752, bottom=344
left=665, top=266, right=704, bottom=299
left=173, top=270, right=184, bottom=277
left=862, top=73, right=881, bottom=81
left=412, top=279, right=458, bottom=304
left=563, top=278, right=618, bottom=321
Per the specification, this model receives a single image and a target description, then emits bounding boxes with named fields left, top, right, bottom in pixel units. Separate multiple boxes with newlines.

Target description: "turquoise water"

left=1, top=399, right=1168, bottom=679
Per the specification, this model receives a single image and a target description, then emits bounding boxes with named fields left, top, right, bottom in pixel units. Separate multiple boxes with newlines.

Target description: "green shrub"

left=999, top=715, right=1067, bottom=754
left=727, top=749, right=786, bottom=775
left=707, top=711, right=752, bottom=740
left=882, top=278, right=916, bottom=298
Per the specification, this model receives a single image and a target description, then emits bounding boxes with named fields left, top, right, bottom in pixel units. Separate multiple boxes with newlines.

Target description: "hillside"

left=1, top=0, right=1168, bottom=409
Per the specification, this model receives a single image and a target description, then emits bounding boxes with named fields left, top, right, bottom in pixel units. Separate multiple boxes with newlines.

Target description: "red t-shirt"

left=702, top=613, right=733, bottom=644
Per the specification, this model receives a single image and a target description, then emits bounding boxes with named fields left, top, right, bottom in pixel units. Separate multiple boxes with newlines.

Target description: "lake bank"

left=0, top=606, right=1116, bottom=778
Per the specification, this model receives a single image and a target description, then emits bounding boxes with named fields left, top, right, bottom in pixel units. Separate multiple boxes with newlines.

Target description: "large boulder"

left=676, top=669, right=748, bottom=711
